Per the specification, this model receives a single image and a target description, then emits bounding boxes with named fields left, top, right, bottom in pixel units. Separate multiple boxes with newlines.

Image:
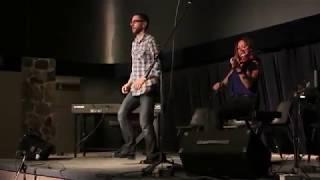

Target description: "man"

left=115, top=13, right=160, bottom=164
left=212, top=37, right=260, bottom=128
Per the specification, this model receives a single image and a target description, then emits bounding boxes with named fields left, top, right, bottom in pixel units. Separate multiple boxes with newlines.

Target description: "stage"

left=1, top=152, right=320, bottom=180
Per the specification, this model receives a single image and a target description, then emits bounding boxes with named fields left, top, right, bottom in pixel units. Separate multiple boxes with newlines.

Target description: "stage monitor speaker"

left=179, top=128, right=271, bottom=178
left=16, top=133, right=55, bottom=160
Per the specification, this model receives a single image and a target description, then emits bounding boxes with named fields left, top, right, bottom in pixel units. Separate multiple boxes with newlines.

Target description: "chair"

left=176, top=108, right=212, bottom=136
left=271, top=101, right=292, bottom=125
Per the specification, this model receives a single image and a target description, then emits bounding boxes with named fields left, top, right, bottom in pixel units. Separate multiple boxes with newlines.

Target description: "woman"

left=211, top=37, right=260, bottom=128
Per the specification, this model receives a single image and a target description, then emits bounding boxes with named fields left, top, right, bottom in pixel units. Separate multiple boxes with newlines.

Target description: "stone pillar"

left=21, top=57, right=56, bottom=141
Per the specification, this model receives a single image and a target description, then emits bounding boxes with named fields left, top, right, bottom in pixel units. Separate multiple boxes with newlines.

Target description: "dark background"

left=1, top=0, right=320, bottom=66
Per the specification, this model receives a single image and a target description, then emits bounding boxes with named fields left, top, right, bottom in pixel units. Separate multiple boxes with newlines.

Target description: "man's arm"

left=132, top=36, right=160, bottom=90
left=146, top=36, right=160, bottom=83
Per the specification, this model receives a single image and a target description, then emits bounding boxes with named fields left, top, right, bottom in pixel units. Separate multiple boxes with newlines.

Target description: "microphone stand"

left=142, top=0, right=193, bottom=176
left=290, top=86, right=308, bottom=177
left=15, top=153, right=27, bottom=180
left=293, top=96, right=302, bottom=170
left=144, top=0, right=192, bottom=79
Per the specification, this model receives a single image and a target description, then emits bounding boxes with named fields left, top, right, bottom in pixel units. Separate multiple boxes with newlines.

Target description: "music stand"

left=289, top=86, right=310, bottom=176
left=293, top=96, right=304, bottom=169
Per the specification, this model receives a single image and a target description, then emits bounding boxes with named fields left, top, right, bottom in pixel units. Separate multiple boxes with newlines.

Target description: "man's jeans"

left=117, top=92, right=157, bottom=159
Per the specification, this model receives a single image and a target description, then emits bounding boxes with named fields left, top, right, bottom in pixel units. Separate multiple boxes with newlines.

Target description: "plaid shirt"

left=129, top=33, right=160, bottom=96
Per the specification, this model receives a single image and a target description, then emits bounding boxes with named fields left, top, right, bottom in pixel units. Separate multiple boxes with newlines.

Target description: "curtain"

left=161, top=41, right=320, bottom=150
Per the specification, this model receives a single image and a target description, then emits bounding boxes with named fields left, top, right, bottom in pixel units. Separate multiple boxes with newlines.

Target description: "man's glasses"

left=130, top=19, right=144, bottom=24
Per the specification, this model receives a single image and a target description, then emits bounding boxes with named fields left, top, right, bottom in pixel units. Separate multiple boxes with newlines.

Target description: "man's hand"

left=132, top=77, right=146, bottom=90
left=121, top=83, right=131, bottom=94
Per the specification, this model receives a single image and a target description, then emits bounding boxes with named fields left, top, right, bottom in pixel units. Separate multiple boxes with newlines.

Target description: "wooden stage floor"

left=1, top=152, right=320, bottom=180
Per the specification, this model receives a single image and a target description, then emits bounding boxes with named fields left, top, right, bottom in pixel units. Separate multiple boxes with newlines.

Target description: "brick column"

left=21, top=57, right=56, bottom=141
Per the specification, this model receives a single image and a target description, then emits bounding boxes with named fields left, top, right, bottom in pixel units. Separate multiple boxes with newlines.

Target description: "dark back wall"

left=0, top=72, right=22, bottom=158
left=129, top=0, right=320, bottom=49
left=1, top=0, right=320, bottom=66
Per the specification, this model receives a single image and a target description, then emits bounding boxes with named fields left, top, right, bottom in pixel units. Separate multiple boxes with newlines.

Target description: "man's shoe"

left=140, top=158, right=157, bottom=164
left=114, top=151, right=135, bottom=159
left=119, top=153, right=135, bottom=160
left=112, top=149, right=122, bottom=158
left=139, top=157, right=159, bottom=164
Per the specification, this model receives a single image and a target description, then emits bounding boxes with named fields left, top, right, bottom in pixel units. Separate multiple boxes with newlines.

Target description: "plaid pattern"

left=130, top=33, right=160, bottom=96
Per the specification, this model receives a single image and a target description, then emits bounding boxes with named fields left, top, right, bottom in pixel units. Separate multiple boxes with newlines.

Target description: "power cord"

left=77, top=114, right=105, bottom=146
